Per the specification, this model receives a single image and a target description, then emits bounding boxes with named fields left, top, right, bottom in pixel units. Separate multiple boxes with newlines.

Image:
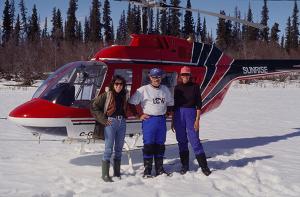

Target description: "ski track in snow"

left=0, top=80, right=300, bottom=197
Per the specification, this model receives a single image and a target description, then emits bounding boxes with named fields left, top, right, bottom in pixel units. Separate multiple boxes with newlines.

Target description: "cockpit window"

left=33, top=61, right=107, bottom=108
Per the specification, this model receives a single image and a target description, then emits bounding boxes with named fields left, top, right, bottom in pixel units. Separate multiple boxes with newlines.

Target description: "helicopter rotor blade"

left=159, top=4, right=266, bottom=30
left=114, top=0, right=266, bottom=29
left=114, top=0, right=146, bottom=7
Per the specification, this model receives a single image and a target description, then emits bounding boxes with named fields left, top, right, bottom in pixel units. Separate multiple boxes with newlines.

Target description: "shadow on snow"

left=69, top=130, right=300, bottom=172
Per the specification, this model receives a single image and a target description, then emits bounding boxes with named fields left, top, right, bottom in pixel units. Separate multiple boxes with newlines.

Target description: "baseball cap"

left=180, top=66, right=191, bottom=74
left=149, top=68, right=164, bottom=77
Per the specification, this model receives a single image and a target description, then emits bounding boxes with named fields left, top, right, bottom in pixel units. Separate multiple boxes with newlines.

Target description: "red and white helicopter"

left=8, top=0, right=300, bottom=146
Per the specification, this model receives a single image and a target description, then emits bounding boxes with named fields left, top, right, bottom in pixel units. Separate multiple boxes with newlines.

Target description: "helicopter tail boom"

left=231, top=59, right=300, bottom=79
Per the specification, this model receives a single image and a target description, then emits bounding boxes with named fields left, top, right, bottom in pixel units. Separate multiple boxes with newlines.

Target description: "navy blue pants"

left=142, top=115, right=166, bottom=159
left=174, top=108, right=204, bottom=155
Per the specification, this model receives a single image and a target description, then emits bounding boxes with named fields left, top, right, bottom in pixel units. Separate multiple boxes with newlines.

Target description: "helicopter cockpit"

left=33, top=61, right=107, bottom=108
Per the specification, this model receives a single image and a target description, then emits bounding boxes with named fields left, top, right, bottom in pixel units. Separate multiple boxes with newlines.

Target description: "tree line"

left=1, top=0, right=300, bottom=84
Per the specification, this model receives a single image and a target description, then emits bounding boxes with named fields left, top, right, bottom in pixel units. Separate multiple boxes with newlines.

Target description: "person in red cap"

left=172, top=66, right=211, bottom=176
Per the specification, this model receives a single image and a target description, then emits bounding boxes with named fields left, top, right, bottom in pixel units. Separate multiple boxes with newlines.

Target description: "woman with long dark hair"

left=172, top=66, right=211, bottom=176
left=91, top=75, right=128, bottom=182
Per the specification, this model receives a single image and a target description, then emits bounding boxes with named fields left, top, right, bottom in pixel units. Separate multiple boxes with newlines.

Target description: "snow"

left=1, top=80, right=300, bottom=197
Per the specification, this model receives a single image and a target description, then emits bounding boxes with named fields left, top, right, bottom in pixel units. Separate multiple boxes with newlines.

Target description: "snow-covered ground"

left=0, top=80, right=300, bottom=197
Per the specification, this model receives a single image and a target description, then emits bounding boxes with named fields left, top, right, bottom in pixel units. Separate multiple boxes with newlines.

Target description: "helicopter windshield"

left=33, top=61, right=107, bottom=108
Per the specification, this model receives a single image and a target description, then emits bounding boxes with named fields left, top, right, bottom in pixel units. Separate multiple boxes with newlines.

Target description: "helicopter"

left=8, top=0, right=300, bottom=146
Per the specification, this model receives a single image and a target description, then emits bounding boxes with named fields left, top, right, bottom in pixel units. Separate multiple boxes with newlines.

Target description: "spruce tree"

left=166, top=8, right=172, bottom=35
left=65, top=0, right=78, bottom=42
left=285, top=16, right=292, bottom=52
left=291, top=0, right=299, bottom=49
left=127, top=3, right=135, bottom=35
left=18, top=0, right=27, bottom=39
left=51, top=8, right=63, bottom=42
left=51, top=7, right=57, bottom=38
left=13, top=14, right=21, bottom=45
left=270, top=22, right=280, bottom=43
left=160, top=0, right=167, bottom=35
left=201, top=17, right=207, bottom=42
left=42, top=17, right=48, bottom=38
left=148, top=8, right=154, bottom=33
left=2, top=0, right=13, bottom=43
left=10, top=0, right=15, bottom=25
left=154, top=9, right=160, bottom=34
left=89, top=0, right=101, bottom=42
left=225, top=19, right=233, bottom=47
left=142, top=8, right=148, bottom=34
left=183, top=0, right=194, bottom=38
left=246, top=4, right=259, bottom=42
left=134, top=6, right=141, bottom=34
left=111, top=21, right=115, bottom=42
left=84, top=17, right=90, bottom=43
left=195, top=13, right=201, bottom=42
left=56, top=9, right=63, bottom=40
left=232, top=6, right=241, bottom=45
left=103, top=0, right=113, bottom=45
left=116, top=10, right=128, bottom=44
left=75, top=21, right=83, bottom=42
left=216, top=10, right=227, bottom=49
left=281, top=35, right=285, bottom=48
left=169, top=0, right=181, bottom=36
left=260, top=0, right=269, bottom=42
left=27, top=4, right=40, bottom=42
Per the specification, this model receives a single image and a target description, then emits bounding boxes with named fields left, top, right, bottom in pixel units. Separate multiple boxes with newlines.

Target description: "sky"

left=0, top=0, right=298, bottom=38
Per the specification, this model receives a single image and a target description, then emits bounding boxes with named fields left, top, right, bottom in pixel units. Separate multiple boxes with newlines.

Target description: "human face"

left=180, top=73, right=191, bottom=84
left=113, top=79, right=124, bottom=93
left=150, top=75, right=162, bottom=87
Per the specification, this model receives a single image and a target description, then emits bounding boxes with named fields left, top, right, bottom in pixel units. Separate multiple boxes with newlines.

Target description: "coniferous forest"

left=1, top=0, right=300, bottom=84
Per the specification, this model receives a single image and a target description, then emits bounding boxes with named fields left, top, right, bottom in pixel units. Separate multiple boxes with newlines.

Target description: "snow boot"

left=102, top=160, right=113, bottom=182
left=196, top=153, right=211, bottom=176
left=113, top=159, right=121, bottom=178
left=154, top=157, right=171, bottom=176
left=143, top=158, right=153, bottom=178
left=179, top=151, right=189, bottom=175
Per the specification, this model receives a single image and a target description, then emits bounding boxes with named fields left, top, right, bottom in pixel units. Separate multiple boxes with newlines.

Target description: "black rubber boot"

left=113, top=159, right=121, bottom=178
left=143, top=158, right=153, bottom=178
left=179, top=151, right=189, bottom=175
left=196, top=153, right=211, bottom=176
left=102, top=160, right=113, bottom=182
left=154, top=157, right=171, bottom=176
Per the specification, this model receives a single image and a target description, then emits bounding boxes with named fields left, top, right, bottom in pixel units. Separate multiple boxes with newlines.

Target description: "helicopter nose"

left=8, top=98, right=91, bottom=120
left=9, top=98, right=44, bottom=119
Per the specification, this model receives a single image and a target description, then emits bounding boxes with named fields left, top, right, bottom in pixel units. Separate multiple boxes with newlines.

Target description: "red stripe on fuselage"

left=202, top=84, right=231, bottom=114
left=202, top=55, right=233, bottom=99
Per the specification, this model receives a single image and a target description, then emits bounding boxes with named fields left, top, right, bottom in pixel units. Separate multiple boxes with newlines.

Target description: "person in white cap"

left=129, top=68, right=174, bottom=178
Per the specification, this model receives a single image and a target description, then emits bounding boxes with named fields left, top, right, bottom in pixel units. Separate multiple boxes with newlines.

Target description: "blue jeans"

left=174, top=108, right=204, bottom=155
left=103, top=117, right=126, bottom=161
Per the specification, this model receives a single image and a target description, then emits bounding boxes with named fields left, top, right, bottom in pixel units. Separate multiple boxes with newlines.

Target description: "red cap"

left=180, top=66, right=191, bottom=74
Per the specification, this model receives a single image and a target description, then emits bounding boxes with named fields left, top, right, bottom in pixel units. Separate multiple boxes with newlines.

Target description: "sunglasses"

left=114, top=82, right=124, bottom=86
left=181, top=73, right=191, bottom=76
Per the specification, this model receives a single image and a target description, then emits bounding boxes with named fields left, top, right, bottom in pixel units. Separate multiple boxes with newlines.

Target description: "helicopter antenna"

left=114, top=0, right=267, bottom=30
